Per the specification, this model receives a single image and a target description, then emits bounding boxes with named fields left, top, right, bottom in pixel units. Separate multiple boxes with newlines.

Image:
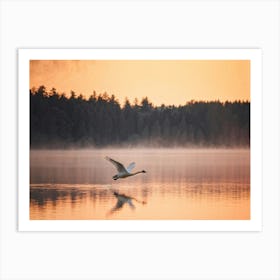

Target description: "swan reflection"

left=107, top=189, right=146, bottom=216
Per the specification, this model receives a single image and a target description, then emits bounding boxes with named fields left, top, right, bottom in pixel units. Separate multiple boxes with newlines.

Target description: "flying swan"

left=105, top=156, right=146, bottom=180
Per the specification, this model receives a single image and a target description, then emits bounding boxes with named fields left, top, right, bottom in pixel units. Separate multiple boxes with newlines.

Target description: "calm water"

left=30, top=149, right=250, bottom=220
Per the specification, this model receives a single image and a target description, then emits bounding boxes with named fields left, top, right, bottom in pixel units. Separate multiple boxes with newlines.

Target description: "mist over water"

left=30, top=148, right=250, bottom=220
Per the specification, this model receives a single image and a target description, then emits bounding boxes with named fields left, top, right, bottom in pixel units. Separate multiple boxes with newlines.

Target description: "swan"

left=105, top=156, right=146, bottom=180
left=107, top=189, right=146, bottom=215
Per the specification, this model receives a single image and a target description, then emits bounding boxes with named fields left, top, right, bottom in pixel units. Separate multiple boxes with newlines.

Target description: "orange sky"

left=30, top=60, right=250, bottom=106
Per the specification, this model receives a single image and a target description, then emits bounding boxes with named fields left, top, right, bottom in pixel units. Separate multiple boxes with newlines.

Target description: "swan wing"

left=105, top=157, right=127, bottom=173
left=109, top=200, right=124, bottom=214
left=115, top=199, right=125, bottom=210
left=127, top=199, right=135, bottom=210
left=126, top=162, right=136, bottom=173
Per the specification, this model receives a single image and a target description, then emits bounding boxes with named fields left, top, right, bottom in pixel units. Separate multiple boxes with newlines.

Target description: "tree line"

left=30, top=86, right=250, bottom=148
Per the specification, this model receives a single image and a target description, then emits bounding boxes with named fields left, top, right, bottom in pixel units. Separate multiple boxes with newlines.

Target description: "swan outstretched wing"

left=109, top=200, right=125, bottom=214
left=126, top=162, right=136, bottom=173
left=105, top=157, right=127, bottom=173
left=127, top=199, right=135, bottom=210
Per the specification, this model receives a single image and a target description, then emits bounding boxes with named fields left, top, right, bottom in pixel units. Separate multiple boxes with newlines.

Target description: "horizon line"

left=30, top=86, right=250, bottom=107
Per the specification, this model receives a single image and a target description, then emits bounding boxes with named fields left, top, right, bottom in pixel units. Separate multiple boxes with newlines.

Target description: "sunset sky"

left=30, top=60, right=250, bottom=106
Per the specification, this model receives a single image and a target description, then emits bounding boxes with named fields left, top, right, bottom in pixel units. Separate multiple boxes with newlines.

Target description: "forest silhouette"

left=30, top=86, right=250, bottom=148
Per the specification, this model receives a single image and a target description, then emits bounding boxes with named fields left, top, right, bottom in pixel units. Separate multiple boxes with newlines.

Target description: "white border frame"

left=18, top=48, right=262, bottom=231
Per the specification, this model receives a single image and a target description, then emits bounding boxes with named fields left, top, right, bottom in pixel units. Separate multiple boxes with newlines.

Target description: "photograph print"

left=28, top=54, right=252, bottom=221
left=18, top=49, right=262, bottom=230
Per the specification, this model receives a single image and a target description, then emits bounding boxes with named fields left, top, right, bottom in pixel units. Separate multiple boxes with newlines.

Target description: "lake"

left=30, top=148, right=250, bottom=220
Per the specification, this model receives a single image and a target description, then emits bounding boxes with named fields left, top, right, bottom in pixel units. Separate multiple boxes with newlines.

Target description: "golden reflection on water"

left=30, top=149, right=250, bottom=220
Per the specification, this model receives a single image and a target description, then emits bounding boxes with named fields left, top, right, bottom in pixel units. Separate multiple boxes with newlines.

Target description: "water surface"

left=30, top=149, right=250, bottom=220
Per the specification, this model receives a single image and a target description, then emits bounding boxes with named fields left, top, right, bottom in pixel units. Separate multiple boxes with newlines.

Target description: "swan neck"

left=132, top=171, right=142, bottom=175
